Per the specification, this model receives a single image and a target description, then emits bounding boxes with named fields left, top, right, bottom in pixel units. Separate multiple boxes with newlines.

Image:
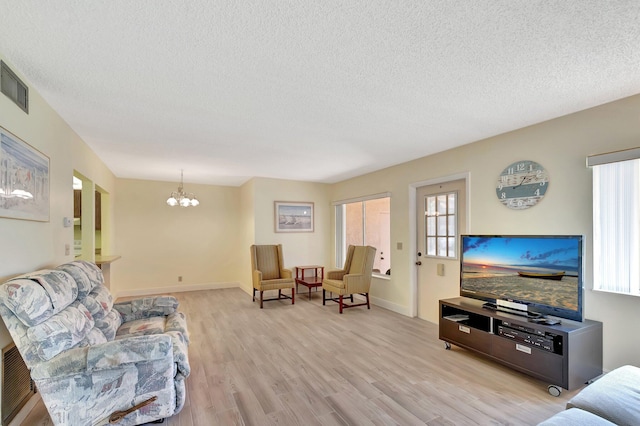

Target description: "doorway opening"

left=73, top=172, right=110, bottom=260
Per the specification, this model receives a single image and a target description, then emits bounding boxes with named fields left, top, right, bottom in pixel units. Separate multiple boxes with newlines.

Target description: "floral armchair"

left=0, top=260, right=190, bottom=425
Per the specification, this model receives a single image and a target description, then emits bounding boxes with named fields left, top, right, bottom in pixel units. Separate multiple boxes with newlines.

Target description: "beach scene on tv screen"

left=461, top=237, right=579, bottom=311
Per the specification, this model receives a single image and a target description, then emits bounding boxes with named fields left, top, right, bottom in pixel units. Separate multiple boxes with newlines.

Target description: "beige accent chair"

left=250, top=244, right=295, bottom=308
left=323, top=245, right=376, bottom=313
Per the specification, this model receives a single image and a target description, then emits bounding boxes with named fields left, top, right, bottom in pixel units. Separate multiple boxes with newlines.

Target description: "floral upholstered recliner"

left=0, top=260, right=190, bottom=425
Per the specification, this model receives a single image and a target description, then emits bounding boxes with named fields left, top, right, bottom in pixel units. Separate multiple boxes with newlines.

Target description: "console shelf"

left=439, top=297, right=603, bottom=394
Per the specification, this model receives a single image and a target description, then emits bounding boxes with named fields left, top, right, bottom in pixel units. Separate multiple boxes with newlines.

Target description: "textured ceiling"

left=0, top=1, right=639, bottom=186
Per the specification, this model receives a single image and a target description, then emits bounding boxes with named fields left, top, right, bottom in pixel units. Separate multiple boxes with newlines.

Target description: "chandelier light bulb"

left=167, top=170, right=199, bottom=207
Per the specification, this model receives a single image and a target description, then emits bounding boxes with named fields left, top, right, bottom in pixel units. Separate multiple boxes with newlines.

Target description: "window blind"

left=591, top=158, right=640, bottom=294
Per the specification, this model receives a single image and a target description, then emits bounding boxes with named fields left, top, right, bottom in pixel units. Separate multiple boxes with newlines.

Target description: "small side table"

left=295, top=265, right=324, bottom=299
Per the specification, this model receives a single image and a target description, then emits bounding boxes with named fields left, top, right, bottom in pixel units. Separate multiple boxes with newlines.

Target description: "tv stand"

left=440, top=297, right=603, bottom=394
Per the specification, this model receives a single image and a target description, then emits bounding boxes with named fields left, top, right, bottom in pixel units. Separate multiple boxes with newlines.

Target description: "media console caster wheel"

left=547, top=385, right=562, bottom=397
left=444, top=342, right=451, bottom=350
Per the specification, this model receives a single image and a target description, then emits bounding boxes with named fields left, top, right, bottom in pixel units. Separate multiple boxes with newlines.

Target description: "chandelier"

left=166, top=170, right=199, bottom=207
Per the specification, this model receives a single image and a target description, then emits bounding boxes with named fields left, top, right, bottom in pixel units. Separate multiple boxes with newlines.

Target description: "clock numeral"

left=516, top=163, right=526, bottom=172
left=500, top=192, right=506, bottom=199
left=498, top=176, right=508, bottom=190
left=535, top=188, right=540, bottom=196
left=540, top=179, right=546, bottom=186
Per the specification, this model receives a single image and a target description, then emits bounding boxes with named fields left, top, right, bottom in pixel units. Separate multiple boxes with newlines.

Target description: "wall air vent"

left=2, top=342, right=35, bottom=425
left=1, top=61, right=29, bottom=114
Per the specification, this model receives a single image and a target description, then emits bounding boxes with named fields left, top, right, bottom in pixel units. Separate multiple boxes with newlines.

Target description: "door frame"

left=408, top=172, right=471, bottom=318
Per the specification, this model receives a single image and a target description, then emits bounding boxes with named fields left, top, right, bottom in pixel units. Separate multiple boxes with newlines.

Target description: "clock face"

left=496, top=160, right=549, bottom=210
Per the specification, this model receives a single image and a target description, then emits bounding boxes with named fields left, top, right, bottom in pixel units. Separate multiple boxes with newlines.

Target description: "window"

left=335, top=194, right=390, bottom=275
left=425, top=192, right=457, bottom=258
left=588, top=148, right=640, bottom=295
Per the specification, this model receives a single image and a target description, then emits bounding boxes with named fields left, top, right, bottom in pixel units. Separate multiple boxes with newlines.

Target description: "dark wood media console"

left=439, top=297, right=603, bottom=395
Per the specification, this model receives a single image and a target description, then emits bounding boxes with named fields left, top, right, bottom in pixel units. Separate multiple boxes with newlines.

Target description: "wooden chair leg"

left=291, top=287, right=295, bottom=304
left=366, top=293, right=370, bottom=309
left=350, top=294, right=354, bottom=302
left=252, top=288, right=255, bottom=302
left=260, top=291, right=264, bottom=309
left=322, top=289, right=326, bottom=305
left=339, top=295, right=343, bottom=314
left=278, top=289, right=282, bottom=298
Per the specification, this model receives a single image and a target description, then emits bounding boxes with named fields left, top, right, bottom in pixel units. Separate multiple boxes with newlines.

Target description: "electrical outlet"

left=178, top=276, right=183, bottom=282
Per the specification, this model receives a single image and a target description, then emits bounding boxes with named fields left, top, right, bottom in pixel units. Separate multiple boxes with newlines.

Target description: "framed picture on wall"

left=274, top=201, right=314, bottom=233
left=0, top=126, right=50, bottom=222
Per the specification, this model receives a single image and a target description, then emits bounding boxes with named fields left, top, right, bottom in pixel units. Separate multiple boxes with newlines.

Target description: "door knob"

left=415, top=261, right=422, bottom=266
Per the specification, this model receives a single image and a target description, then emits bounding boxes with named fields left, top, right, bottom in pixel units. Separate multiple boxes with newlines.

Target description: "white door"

left=377, top=211, right=390, bottom=273
left=416, top=179, right=467, bottom=322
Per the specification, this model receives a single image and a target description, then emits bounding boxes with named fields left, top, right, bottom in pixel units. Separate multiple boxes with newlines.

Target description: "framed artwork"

left=0, top=126, right=50, bottom=221
left=275, top=201, right=314, bottom=233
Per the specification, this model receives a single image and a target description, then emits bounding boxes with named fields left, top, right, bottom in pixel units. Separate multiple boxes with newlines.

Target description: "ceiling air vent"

left=1, top=61, right=28, bottom=114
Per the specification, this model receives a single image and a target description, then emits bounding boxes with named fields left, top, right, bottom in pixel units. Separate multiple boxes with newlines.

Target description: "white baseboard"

left=113, top=284, right=413, bottom=316
left=370, top=295, right=412, bottom=317
left=344, top=294, right=411, bottom=317
left=114, top=281, right=240, bottom=299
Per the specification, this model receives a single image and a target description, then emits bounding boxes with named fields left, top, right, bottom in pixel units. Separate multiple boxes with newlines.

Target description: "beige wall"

left=329, top=94, right=640, bottom=370
left=251, top=178, right=331, bottom=286
left=112, top=177, right=332, bottom=297
left=111, top=178, right=242, bottom=295
left=233, top=177, right=331, bottom=294
left=238, top=179, right=256, bottom=294
left=0, top=55, right=116, bottom=416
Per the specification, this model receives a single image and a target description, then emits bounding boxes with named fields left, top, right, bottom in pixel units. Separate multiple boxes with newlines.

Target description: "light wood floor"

left=21, top=288, right=576, bottom=425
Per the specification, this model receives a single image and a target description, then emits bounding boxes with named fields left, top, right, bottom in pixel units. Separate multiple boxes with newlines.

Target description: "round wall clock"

left=496, top=160, right=549, bottom=210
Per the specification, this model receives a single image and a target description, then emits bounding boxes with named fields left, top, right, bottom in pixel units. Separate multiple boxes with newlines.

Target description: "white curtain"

left=592, top=159, right=640, bottom=294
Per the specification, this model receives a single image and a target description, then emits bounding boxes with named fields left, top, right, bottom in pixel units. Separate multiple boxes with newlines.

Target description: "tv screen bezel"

left=459, top=234, right=584, bottom=322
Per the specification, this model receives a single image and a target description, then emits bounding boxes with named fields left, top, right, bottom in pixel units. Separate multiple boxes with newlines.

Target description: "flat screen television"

left=460, top=235, right=584, bottom=322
